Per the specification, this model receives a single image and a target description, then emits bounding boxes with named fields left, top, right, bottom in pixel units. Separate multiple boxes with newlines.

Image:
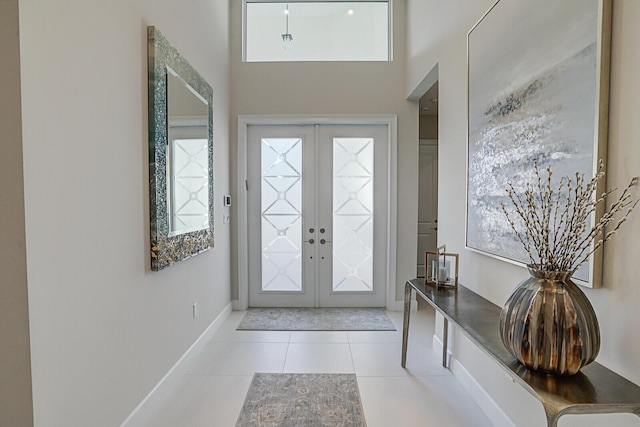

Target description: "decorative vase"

left=499, top=265, right=600, bottom=375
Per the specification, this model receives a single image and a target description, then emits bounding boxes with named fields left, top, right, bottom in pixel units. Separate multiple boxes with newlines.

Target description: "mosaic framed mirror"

left=147, top=26, right=214, bottom=271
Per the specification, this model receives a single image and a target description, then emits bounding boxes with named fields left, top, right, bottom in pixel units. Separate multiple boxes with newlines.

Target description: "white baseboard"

left=393, top=299, right=418, bottom=312
left=431, top=333, right=514, bottom=426
left=444, top=348, right=515, bottom=427
left=119, top=302, right=233, bottom=427
left=432, top=333, right=443, bottom=353
left=431, top=333, right=452, bottom=366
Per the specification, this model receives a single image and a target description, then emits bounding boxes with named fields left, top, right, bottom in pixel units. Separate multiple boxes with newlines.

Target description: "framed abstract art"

left=466, top=0, right=612, bottom=287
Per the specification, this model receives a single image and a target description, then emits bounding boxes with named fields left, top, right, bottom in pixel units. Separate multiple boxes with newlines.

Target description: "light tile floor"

left=128, top=306, right=493, bottom=427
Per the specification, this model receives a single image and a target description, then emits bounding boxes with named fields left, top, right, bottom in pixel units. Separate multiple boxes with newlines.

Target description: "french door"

left=247, top=124, right=388, bottom=307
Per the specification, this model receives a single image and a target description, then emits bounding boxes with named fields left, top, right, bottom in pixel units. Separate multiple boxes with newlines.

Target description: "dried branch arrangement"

left=501, top=160, right=639, bottom=272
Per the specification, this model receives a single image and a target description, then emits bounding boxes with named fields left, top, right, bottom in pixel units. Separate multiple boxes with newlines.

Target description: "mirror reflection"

left=167, top=68, right=210, bottom=236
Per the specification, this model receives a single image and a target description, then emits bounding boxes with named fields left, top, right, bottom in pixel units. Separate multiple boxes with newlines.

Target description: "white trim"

left=244, top=0, right=390, bottom=3
left=432, top=332, right=444, bottom=354
left=432, top=330, right=516, bottom=427
left=449, top=355, right=516, bottom=427
left=386, top=116, right=398, bottom=311
left=237, top=115, right=398, bottom=311
left=168, top=116, right=208, bottom=127
left=419, top=138, right=438, bottom=147
left=241, top=0, right=248, bottom=63
left=313, top=124, right=320, bottom=307
left=119, top=302, right=232, bottom=426
left=408, top=63, right=438, bottom=101
left=237, top=117, right=249, bottom=310
left=387, top=0, right=394, bottom=62
left=431, top=332, right=452, bottom=366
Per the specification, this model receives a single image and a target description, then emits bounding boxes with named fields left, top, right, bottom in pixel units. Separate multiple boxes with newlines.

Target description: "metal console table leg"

left=401, top=282, right=412, bottom=368
left=442, top=317, right=449, bottom=368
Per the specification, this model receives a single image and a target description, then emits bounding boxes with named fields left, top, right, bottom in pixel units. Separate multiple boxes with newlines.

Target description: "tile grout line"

left=347, top=335, right=358, bottom=376
left=281, top=337, right=291, bottom=373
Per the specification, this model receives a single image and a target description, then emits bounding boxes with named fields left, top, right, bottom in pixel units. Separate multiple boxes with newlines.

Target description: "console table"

left=401, top=278, right=640, bottom=427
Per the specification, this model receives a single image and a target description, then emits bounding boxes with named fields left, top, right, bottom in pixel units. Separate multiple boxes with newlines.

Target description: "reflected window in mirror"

left=166, top=69, right=210, bottom=236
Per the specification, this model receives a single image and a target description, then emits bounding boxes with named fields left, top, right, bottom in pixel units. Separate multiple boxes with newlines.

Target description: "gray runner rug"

left=236, top=308, right=396, bottom=331
left=235, top=373, right=367, bottom=427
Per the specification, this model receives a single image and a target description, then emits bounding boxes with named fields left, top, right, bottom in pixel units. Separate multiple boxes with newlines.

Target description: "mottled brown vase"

left=499, top=265, right=600, bottom=376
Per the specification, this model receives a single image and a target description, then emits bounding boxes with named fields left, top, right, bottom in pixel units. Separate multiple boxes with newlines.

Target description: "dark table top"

left=407, top=278, right=640, bottom=411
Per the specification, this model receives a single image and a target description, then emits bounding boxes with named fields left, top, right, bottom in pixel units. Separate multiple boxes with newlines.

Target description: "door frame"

left=235, top=115, right=398, bottom=310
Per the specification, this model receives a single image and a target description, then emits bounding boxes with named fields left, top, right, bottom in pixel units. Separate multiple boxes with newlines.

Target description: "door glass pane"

left=333, top=138, right=374, bottom=292
left=261, top=138, right=303, bottom=291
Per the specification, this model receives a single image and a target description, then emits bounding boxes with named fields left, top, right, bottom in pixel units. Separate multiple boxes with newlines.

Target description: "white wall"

left=406, top=0, right=640, bottom=426
left=0, top=1, right=33, bottom=425
left=18, top=0, right=230, bottom=425
left=230, top=0, right=419, bottom=305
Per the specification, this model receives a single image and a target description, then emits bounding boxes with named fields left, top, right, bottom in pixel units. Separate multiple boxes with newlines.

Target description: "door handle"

left=320, top=239, right=332, bottom=245
left=432, top=227, right=438, bottom=231
left=305, top=238, right=315, bottom=244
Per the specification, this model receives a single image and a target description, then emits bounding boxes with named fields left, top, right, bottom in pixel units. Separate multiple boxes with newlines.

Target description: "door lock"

left=309, top=228, right=315, bottom=233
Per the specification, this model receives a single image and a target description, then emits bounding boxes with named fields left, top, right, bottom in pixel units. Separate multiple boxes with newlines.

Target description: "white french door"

left=247, top=124, right=388, bottom=307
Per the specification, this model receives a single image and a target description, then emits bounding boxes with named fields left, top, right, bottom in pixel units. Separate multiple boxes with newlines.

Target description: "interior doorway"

left=417, top=81, right=439, bottom=277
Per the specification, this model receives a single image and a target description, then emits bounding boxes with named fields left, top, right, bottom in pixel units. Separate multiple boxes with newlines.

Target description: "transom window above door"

left=243, top=1, right=391, bottom=62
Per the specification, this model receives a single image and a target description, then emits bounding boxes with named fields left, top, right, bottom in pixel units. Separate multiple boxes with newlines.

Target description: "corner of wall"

left=0, top=1, right=34, bottom=425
